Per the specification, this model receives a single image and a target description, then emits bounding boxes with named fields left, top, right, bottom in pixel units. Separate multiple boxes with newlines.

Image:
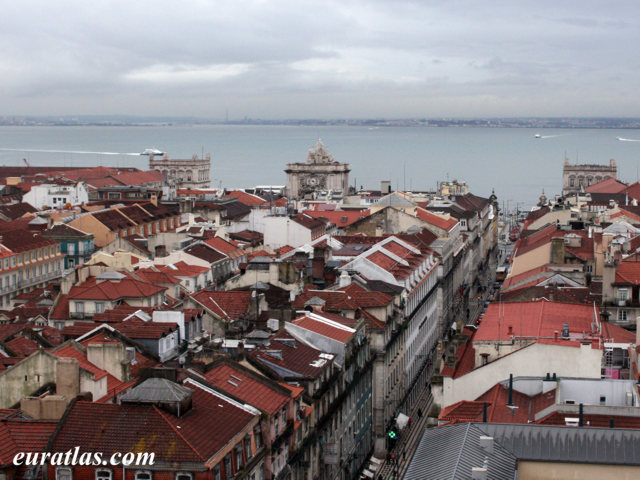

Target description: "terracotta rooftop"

left=249, top=330, right=334, bottom=380
left=184, top=243, right=227, bottom=264
left=587, top=177, right=628, bottom=194
left=615, top=259, right=640, bottom=285
left=204, top=361, right=290, bottom=415
left=0, top=417, right=58, bottom=467
left=415, top=208, right=458, bottom=231
left=302, top=209, right=371, bottom=228
left=190, top=290, right=251, bottom=321
left=439, top=383, right=556, bottom=425
left=475, top=299, right=635, bottom=345
left=290, top=311, right=358, bottom=343
left=68, top=275, right=165, bottom=301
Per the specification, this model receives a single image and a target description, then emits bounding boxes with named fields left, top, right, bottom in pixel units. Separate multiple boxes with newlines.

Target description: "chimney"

left=471, top=467, right=488, bottom=480
left=551, top=237, right=565, bottom=264
left=507, top=374, right=514, bottom=407
left=479, top=436, right=494, bottom=454
left=507, top=325, right=513, bottom=336
left=56, top=357, right=80, bottom=398
left=339, top=270, right=351, bottom=288
left=579, top=403, right=584, bottom=427
left=237, top=341, right=245, bottom=361
left=482, top=402, right=488, bottom=423
left=554, top=330, right=558, bottom=341
left=87, top=343, right=130, bottom=382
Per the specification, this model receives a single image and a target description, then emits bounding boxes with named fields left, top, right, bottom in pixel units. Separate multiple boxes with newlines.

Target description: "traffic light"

left=388, top=429, right=397, bottom=441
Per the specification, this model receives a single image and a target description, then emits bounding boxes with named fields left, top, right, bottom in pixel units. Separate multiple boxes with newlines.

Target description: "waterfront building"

left=562, top=158, right=617, bottom=196
left=284, top=140, right=350, bottom=200
left=149, top=153, right=211, bottom=189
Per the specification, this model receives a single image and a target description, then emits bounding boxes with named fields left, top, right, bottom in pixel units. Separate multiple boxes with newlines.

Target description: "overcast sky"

left=2, top=1, right=639, bottom=119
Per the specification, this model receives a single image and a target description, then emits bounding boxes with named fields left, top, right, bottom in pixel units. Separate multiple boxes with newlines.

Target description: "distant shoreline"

left=2, top=118, right=640, bottom=129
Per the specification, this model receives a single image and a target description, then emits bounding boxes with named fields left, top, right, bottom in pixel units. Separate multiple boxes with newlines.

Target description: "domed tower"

left=538, top=189, right=548, bottom=207
left=489, top=188, right=498, bottom=211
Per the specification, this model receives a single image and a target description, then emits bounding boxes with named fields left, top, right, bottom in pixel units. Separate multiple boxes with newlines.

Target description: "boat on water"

left=141, top=148, right=165, bottom=156
left=534, top=134, right=541, bottom=138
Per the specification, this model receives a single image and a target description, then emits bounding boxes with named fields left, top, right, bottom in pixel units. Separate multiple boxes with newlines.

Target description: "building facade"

left=562, top=158, right=617, bottom=196
left=285, top=140, right=350, bottom=200
left=149, top=153, right=211, bottom=189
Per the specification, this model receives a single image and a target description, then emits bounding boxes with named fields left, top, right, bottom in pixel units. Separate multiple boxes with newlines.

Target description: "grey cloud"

left=2, top=0, right=640, bottom=117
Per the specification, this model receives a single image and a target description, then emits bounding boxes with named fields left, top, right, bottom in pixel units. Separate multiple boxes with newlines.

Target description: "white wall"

left=23, top=183, right=89, bottom=209
left=263, top=216, right=311, bottom=249
left=439, top=342, right=602, bottom=408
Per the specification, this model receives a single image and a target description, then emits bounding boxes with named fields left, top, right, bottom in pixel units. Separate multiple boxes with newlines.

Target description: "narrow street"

left=374, top=384, right=433, bottom=479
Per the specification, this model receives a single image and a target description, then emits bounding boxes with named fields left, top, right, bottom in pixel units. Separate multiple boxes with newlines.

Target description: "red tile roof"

left=302, top=210, right=371, bottom=228
left=53, top=343, right=109, bottom=381
left=204, top=362, right=290, bottom=415
left=156, top=261, right=209, bottom=278
left=290, top=311, right=357, bottom=343
left=249, top=330, right=334, bottom=379
left=48, top=401, right=203, bottom=462
left=190, top=290, right=251, bottom=321
left=5, top=336, right=42, bottom=357
left=501, top=265, right=549, bottom=291
left=0, top=418, right=58, bottom=466
left=292, top=212, right=327, bottom=231
left=415, top=208, right=458, bottom=231
left=0, top=229, right=58, bottom=253
left=204, top=236, right=245, bottom=259
left=615, top=259, right=640, bottom=285
left=623, top=181, right=640, bottom=203
left=184, top=243, right=227, bottom=264
left=512, top=224, right=557, bottom=257
left=439, top=383, right=556, bottom=425
left=158, top=380, right=257, bottom=460
left=293, top=283, right=392, bottom=311
left=68, top=276, right=164, bottom=301
left=474, top=299, right=634, bottom=345
left=222, top=190, right=268, bottom=206
left=134, top=269, right=181, bottom=286
left=49, top=295, right=70, bottom=320
left=587, top=177, right=628, bottom=194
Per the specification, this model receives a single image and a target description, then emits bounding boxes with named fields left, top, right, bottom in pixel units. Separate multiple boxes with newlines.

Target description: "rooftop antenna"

left=403, top=160, right=406, bottom=191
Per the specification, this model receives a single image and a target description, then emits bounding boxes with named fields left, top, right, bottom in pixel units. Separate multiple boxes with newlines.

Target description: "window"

left=224, top=454, right=233, bottom=480
left=618, top=288, right=629, bottom=301
left=135, top=472, right=152, bottom=480
left=235, top=443, right=243, bottom=469
left=244, top=435, right=252, bottom=459
left=175, top=474, right=192, bottom=480
left=67, top=244, right=75, bottom=255
left=95, top=302, right=105, bottom=313
left=618, top=310, right=628, bottom=322
left=254, top=425, right=263, bottom=449
left=75, top=302, right=84, bottom=314
left=56, top=467, right=73, bottom=480
left=96, top=469, right=112, bottom=480
left=213, top=466, right=221, bottom=480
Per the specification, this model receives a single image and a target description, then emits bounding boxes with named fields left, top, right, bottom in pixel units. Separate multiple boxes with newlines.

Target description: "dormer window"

left=135, top=472, right=152, bottom=480
left=56, top=467, right=72, bottom=480
left=96, top=469, right=112, bottom=480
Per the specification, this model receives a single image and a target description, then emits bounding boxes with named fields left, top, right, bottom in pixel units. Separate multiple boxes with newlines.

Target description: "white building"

left=23, top=181, right=89, bottom=210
